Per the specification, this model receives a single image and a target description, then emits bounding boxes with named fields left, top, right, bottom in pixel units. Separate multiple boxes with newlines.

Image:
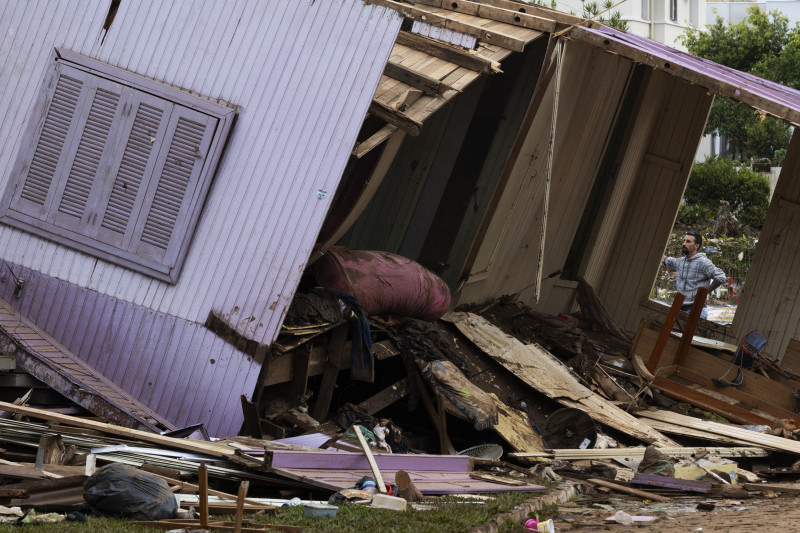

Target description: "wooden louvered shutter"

left=130, top=106, right=216, bottom=267
left=92, top=92, right=174, bottom=250
left=7, top=64, right=94, bottom=221
left=1, top=51, right=234, bottom=283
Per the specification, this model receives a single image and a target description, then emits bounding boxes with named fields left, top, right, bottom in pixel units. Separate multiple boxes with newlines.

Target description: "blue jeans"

left=681, top=304, right=708, bottom=319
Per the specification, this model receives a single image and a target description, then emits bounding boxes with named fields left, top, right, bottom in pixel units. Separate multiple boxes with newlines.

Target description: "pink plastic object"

left=314, top=248, right=451, bottom=321
left=524, top=518, right=539, bottom=532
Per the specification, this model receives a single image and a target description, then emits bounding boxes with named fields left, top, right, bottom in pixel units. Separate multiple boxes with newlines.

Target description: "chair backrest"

left=744, top=331, right=767, bottom=353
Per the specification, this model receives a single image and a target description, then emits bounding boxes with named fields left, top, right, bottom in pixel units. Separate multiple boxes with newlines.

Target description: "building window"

left=670, top=0, right=678, bottom=21
left=0, top=49, right=235, bottom=283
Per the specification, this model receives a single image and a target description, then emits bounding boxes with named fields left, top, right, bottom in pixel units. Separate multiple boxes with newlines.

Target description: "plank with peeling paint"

left=444, top=312, right=676, bottom=447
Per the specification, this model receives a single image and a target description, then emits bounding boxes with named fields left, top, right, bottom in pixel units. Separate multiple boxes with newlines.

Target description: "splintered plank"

left=444, top=313, right=677, bottom=447
left=637, top=410, right=800, bottom=454
left=489, top=393, right=545, bottom=453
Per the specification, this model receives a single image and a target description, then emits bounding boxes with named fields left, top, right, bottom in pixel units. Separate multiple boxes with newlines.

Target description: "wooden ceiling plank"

left=396, top=31, right=500, bottom=73
left=365, top=0, right=536, bottom=52
left=415, top=0, right=557, bottom=33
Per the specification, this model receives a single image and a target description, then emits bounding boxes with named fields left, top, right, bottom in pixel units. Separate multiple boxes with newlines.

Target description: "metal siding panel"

left=0, top=0, right=400, bottom=381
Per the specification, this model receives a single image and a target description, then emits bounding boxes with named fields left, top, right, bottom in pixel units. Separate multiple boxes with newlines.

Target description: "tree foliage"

left=581, top=0, right=629, bottom=31
left=679, top=7, right=797, bottom=162
left=685, top=155, right=770, bottom=229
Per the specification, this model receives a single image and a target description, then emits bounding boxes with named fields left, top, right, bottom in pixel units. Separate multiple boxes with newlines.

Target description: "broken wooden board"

left=637, top=410, right=800, bottom=454
left=263, top=450, right=545, bottom=495
left=489, top=393, right=546, bottom=453
left=445, top=313, right=676, bottom=447
left=509, top=446, right=769, bottom=460
left=0, top=401, right=236, bottom=459
left=630, top=472, right=711, bottom=493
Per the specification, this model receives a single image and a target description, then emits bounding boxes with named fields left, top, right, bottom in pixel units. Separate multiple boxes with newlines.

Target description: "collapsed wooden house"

left=2, top=0, right=800, bottom=436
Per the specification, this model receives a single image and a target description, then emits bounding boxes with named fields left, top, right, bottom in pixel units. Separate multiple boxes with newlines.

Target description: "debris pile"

left=5, top=267, right=800, bottom=530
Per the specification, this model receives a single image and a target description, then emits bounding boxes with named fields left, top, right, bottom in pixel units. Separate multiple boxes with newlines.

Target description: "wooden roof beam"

left=368, top=101, right=423, bottom=135
left=365, top=0, right=540, bottom=52
left=384, top=60, right=459, bottom=96
left=478, top=0, right=595, bottom=28
left=415, top=0, right=559, bottom=33
left=396, top=31, right=501, bottom=74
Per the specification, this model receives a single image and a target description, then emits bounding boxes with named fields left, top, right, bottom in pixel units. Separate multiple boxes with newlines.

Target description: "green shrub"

left=676, top=203, right=714, bottom=226
left=685, top=155, right=770, bottom=229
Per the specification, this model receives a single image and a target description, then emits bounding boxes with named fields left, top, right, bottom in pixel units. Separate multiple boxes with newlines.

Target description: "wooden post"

left=353, top=425, right=387, bottom=494
left=234, top=480, right=250, bottom=533
left=674, top=287, right=709, bottom=367
left=198, top=463, right=209, bottom=528
left=311, top=324, right=349, bottom=422
left=647, top=293, right=685, bottom=373
left=435, top=391, right=449, bottom=455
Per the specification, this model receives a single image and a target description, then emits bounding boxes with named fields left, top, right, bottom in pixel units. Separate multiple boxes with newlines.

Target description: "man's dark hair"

left=685, top=231, right=703, bottom=247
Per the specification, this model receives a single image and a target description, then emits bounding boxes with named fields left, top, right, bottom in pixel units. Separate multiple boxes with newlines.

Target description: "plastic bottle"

left=524, top=517, right=555, bottom=533
left=361, top=480, right=378, bottom=494
left=614, top=510, right=633, bottom=525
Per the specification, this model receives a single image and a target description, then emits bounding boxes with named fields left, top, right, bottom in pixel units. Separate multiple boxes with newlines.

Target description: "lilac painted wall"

left=0, top=261, right=258, bottom=437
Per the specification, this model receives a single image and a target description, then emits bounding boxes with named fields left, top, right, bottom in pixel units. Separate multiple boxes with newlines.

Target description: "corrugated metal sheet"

left=0, top=261, right=259, bottom=437
left=0, top=0, right=402, bottom=346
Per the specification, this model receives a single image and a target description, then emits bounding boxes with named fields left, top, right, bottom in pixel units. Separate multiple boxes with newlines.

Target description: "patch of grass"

left=0, top=516, right=153, bottom=532
left=239, top=492, right=539, bottom=533
left=0, top=491, right=548, bottom=532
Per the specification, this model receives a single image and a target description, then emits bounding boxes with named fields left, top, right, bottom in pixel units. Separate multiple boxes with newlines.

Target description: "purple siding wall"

left=0, top=261, right=259, bottom=437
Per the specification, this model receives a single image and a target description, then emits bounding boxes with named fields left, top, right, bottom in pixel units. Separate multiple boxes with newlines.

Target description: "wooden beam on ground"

left=586, top=477, right=670, bottom=502
left=637, top=409, right=800, bottom=454
left=311, top=324, right=349, bottom=422
left=0, top=401, right=237, bottom=459
left=650, top=376, right=775, bottom=426
left=445, top=313, right=677, bottom=447
left=395, top=31, right=500, bottom=74
left=647, top=293, right=684, bottom=373
left=509, top=446, right=769, bottom=460
left=674, top=287, right=708, bottom=367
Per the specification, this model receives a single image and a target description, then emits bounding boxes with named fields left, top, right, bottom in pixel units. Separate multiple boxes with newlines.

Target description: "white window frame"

left=0, top=49, right=236, bottom=283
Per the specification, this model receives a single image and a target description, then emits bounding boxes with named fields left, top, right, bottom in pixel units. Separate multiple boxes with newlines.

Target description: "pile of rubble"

left=4, top=276, right=800, bottom=530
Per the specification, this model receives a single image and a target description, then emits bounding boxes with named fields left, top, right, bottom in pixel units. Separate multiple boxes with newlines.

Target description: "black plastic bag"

left=83, top=463, right=177, bottom=520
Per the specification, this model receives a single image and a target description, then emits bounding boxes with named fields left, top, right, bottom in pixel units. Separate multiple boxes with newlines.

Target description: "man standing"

left=663, top=231, right=726, bottom=320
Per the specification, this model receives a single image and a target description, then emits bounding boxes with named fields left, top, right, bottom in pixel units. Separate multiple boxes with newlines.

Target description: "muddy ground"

left=554, top=494, right=799, bottom=531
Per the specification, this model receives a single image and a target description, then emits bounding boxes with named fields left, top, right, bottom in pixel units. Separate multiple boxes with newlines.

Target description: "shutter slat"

left=140, top=117, right=206, bottom=250
left=20, top=75, right=84, bottom=206
left=100, top=102, right=164, bottom=234
left=58, top=87, right=121, bottom=219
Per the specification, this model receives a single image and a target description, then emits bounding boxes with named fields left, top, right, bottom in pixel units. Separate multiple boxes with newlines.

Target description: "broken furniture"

left=633, top=291, right=800, bottom=427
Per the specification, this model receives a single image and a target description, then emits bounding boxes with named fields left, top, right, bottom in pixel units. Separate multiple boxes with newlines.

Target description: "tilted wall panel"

left=0, top=0, right=401, bottom=344
left=0, top=263, right=257, bottom=437
left=0, top=0, right=400, bottom=433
